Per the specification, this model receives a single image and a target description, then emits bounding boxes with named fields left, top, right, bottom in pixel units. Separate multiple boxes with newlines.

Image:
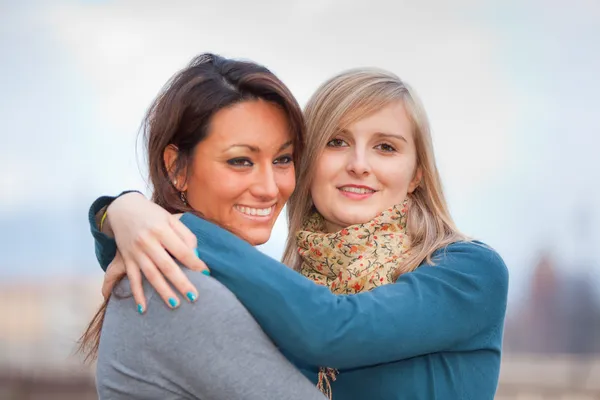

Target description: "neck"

left=323, top=219, right=345, bottom=233
left=296, top=203, right=411, bottom=293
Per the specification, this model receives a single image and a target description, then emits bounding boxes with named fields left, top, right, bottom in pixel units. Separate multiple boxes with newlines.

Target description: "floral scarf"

left=296, top=200, right=411, bottom=398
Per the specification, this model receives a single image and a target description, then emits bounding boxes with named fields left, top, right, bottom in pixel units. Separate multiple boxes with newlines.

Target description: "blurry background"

left=1, top=0, right=599, bottom=399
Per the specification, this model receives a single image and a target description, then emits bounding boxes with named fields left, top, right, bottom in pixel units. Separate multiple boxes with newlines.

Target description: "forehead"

left=206, top=99, right=292, bottom=147
left=344, top=101, right=413, bottom=141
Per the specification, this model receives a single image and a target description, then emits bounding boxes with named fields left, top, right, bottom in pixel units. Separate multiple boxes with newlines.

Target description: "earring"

left=180, top=191, right=187, bottom=205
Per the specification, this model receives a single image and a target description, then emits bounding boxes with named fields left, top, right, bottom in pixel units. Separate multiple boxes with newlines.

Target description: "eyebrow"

left=226, top=140, right=293, bottom=152
left=339, top=129, right=408, bottom=143
left=375, top=132, right=408, bottom=143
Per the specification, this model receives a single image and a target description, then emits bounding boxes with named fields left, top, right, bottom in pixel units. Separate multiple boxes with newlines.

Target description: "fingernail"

left=202, top=270, right=211, bottom=276
left=194, top=248, right=200, bottom=258
left=186, top=292, right=197, bottom=302
left=168, top=297, right=179, bottom=308
left=137, top=304, right=144, bottom=315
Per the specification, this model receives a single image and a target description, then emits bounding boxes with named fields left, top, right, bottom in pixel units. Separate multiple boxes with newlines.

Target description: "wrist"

left=107, top=191, right=145, bottom=217
left=105, top=191, right=145, bottom=237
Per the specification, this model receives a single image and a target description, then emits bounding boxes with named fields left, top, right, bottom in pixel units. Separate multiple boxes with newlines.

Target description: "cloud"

left=40, top=0, right=519, bottom=190
left=1, top=1, right=599, bottom=291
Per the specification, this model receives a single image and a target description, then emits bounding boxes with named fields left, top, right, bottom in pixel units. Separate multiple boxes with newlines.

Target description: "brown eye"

left=375, top=143, right=396, bottom=152
left=274, top=155, right=293, bottom=165
left=227, top=158, right=253, bottom=167
left=326, top=138, right=348, bottom=147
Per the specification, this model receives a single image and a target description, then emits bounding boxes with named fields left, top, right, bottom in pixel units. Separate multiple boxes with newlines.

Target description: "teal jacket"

left=90, top=197, right=509, bottom=400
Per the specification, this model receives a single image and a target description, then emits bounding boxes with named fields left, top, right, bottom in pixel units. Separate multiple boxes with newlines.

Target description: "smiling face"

left=310, top=101, right=422, bottom=232
left=172, top=99, right=296, bottom=245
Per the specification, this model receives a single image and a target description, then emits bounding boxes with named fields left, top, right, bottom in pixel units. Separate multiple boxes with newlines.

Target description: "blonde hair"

left=282, top=68, right=468, bottom=278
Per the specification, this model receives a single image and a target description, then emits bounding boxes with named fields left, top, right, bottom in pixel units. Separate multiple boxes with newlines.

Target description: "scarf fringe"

left=317, top=367, right=339, bottom=399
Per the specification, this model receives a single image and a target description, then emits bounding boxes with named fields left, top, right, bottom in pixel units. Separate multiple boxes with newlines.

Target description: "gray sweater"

left=96, top=269, right=325, bottom=400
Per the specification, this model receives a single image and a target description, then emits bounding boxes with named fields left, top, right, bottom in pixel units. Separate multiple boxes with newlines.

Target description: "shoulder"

left=432, top=240, right=507, bottom=274
left=423, top=241, right=509, bottom=295
left=164, top=269, right=246, bottom=315
left=111, top=270, right=246, bottom=324
left=433, top=240, right=502, bottom=260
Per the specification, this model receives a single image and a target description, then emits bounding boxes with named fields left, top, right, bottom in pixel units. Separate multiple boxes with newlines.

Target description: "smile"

left=337, top=185, right=378, bottom=200
left=234, top=205, right=275, bottom=217
left=339, top=186, right=376, bottom=194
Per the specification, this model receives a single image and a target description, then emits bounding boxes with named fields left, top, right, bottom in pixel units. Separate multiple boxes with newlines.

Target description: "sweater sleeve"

left=181, top=213, right=509, bottom=370
left=88, top=191, right=141, bottom=271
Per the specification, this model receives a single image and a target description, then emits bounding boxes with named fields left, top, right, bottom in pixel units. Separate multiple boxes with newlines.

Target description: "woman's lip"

left=338, top=188, right=376, bottom=200
left=337, top=184, right=377, bottom=191
left=235, top=204, right=276, bottom=210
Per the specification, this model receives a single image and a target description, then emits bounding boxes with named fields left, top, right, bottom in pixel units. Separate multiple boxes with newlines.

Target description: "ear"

left=408, top=166, right=423, bottom=194
left=163, top=145, right=188, bottom=191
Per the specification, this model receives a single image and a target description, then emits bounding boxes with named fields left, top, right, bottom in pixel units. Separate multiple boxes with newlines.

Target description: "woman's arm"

left=88, top=192, right=208, bottom=310
left=181, top=213, right=509, bottom=370
left=89, top=195, right=120, bottom=270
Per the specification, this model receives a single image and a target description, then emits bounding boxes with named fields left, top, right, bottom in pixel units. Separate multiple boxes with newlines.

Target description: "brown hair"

left=282, top=68, right=468, bottom=277
left=78, top=53, right=305, bottom=362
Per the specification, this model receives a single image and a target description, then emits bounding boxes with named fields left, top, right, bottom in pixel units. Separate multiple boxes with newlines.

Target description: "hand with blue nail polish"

left=186, top=291, right=197, bottom=302
left=99, top=194, right=211, bottom=312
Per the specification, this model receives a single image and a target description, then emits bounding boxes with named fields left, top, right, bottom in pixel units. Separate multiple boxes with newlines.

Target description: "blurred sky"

left=0, top=0, right=599, bottom=304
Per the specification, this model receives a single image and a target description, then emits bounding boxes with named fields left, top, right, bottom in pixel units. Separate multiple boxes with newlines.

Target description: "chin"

left=339, top=210, right=380, bottom=227
left=240, top=230, right=271, bottom=246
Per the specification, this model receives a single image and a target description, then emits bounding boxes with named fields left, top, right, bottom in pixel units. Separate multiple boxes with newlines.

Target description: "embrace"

left=79, top=53, right=508, bottom=400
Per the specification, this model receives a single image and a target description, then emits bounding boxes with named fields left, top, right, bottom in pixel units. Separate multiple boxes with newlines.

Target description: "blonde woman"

left=91, top=68, right=508, bottom=399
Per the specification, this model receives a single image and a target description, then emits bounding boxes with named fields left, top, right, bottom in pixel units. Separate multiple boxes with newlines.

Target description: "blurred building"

left=496, top=354, right=600, bottom=399
left=0, top=277, right=101, bottom=399
left=499, top=245, right=600, bottom=399
left=504, top=253, right=600, bottom=355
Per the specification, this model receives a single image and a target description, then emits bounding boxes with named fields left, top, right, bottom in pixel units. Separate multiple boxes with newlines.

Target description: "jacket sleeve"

left=181, top=213, right=509, bottom=370
left=88, top=191, right=141, bottom=271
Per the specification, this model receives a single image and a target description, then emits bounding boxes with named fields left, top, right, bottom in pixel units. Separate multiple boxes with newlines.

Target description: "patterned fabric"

left=296, top=200, right=412, bottom=398
left=297, top=200, right=411, bottom=294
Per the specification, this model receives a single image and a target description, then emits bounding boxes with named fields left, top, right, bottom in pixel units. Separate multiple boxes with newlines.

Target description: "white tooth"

left=341, top=187, right=373, bottom=194
left=236, top=205, right=273, bottom=216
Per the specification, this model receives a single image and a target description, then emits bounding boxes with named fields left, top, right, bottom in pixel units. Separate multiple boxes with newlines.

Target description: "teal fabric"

left=88, top=191, right=141, bottom=270
left=89, top=197, right=508, bottom=399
